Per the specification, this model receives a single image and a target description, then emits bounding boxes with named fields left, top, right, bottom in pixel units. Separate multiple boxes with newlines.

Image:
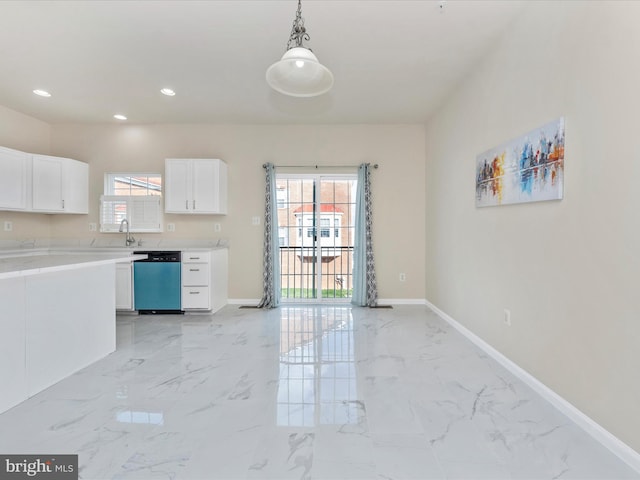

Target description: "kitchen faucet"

left=119, top=219, right=136, bottom=246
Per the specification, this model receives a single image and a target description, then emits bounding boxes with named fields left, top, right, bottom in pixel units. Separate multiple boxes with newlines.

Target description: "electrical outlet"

left=252, top=216, right=261, bottom=226
left=214, top=223, right=221, bottom=232
left=503, top=309, right=512, bottom=326
left=399, top=273, right=406, bottom=282
left=88, top=222, right=97, bottom=232
left=4, top=221, right=12, bottom=232
left=167, top=223, right=175, bottom=232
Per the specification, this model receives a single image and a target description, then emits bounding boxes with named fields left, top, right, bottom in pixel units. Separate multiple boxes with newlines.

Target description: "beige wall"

left=0, top=104, right=50, bottom=154
left=425, top=1, right=640, bottom=451
left=49, top=124, right=426, bottom=301
left=0, top=105, right=52, bottom=239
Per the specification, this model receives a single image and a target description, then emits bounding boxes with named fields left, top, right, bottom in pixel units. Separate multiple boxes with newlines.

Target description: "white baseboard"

left=377, top=298, right=427, bottom=305
left=228, top=299, right=261, bottom=305
left=424, top=299, right=640, bottom=474
left=229, top=298, right=427, bottom=306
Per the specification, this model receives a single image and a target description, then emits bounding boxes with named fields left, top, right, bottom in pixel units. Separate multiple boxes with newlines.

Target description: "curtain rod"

left=262, top=163, right=378, bottom=169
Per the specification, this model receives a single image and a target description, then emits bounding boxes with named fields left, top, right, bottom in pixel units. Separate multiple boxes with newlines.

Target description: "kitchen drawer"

left=182, top=263, right=209, bottom=286
left=182, top=286, right=210, bottom=309
left=182, top=251, right=211, bottom=263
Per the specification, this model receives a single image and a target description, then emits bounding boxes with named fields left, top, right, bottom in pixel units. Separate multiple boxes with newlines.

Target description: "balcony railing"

left=279, top=246, right=353, bottom=300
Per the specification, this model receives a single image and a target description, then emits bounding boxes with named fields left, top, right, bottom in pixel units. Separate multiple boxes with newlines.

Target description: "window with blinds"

left=100, top=195, right=163, bottom=232
left=100, top=173, right=163, bottom=233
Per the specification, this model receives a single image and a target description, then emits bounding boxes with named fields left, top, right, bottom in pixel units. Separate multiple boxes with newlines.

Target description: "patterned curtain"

left=257, top=163, right=281, bottom=308
left=351, top=163, right=378, bottom=307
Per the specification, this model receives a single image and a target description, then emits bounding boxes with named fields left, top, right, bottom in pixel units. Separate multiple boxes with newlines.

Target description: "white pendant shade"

left=266, top=47, right=334, bottom=98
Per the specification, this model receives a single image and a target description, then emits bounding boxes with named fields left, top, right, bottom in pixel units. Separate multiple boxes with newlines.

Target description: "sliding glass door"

left=276, top=174, right=357, bottom=302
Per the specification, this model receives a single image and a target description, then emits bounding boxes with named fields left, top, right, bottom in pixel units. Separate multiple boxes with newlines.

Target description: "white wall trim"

left=228, top=299, right=261, bottom=305
left=424, top=299, right=640, bottom=474
left=378, top=298, right=427, bottom=305
left=229, top=298, right=427, bottom=306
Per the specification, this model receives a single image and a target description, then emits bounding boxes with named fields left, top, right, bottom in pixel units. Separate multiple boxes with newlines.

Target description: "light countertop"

left=0, top=252, right=147, bottom=280
left=0, top=239, right=228, bottom=280
left=0, top=239, right=228, bottom=257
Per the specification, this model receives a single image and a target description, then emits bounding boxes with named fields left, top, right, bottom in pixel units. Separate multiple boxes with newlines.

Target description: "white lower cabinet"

left=116, top=262, right=133, bottom=310
left=181, top=249, right=228, bottom=312
left=182, top=251, right=211, bottom=310
left=181, top=285, right=210, bottom=310
left=210, top=248, right=228, bottom=313
left=0, top=263, right=116, bottom=415
left=0, top=278, right=27, bottom=413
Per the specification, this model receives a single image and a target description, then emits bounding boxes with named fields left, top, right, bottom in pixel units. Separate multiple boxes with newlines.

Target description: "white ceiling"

left=0, top=0, right=526, bottom=125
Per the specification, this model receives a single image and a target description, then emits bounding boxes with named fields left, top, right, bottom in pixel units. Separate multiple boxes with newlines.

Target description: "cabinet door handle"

left=189, top=257, right=200, bottom=260
left=193, top=200, right=196, bottom=210
left=189, top=291, right=200, bottom=295
left=62, top=199, right=65, bottom=209
left=186, top=200, right=189, bottom=210
left=189, top=268, right=200, bottom=272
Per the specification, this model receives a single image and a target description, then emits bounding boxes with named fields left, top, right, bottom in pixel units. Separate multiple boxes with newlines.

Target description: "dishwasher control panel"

left=133, top=251, right=181, bottom=262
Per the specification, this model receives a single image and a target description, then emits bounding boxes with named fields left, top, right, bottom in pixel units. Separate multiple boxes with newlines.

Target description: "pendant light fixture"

left=266, top=0, right=334, bottom=97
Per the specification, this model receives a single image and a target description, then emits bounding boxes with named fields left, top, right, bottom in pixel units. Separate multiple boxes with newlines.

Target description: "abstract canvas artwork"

left=475, top=117, right=565, bottom=207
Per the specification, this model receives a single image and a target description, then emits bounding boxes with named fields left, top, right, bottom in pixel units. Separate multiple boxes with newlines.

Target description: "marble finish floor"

left=0, top=305, right=637, bottom=480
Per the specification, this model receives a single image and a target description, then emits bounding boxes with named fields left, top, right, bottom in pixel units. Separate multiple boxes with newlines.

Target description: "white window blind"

left=100, top=195, right=163, bottom=233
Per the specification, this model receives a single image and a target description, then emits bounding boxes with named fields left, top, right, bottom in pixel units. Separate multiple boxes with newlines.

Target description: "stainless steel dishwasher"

left=133, top=251, right=182, bottom=314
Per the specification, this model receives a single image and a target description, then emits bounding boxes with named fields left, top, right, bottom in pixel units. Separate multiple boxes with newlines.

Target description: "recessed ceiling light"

left=160, top=88, right=176, bottom=96
left=113, top=114, right=127, bottom=120
left=33, top=89, right=51, bottom=97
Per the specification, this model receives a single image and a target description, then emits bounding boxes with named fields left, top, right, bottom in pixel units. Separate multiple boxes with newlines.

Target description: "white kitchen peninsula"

left=0, top=252, right=144, bottom=414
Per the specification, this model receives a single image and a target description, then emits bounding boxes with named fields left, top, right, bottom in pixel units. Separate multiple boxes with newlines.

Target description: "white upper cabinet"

left=164, top=159, right=190, bottom=213
left=31, top=154, right=88, bottom=214
left=0, top=146, right=29, bottom=211
left=32, top=155, right=64, bottom=211
left=165, top=158, right=227, bottom=214
left=62, top=158, right=89, bottom=214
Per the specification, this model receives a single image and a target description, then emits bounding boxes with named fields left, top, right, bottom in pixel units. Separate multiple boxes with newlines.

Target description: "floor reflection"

left=115, top=410, right=164, bottom=425
left=114, top=385, right=165, bottom=425
left=277, top=306, right=358, bottom=427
